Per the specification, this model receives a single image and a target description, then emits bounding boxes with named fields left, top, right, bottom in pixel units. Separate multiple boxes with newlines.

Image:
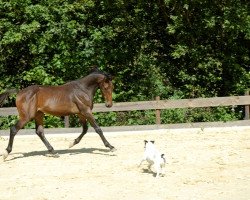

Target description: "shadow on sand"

left=4, top=147, right=116, bottom=162
left=141, top=168, right=156, bottom=177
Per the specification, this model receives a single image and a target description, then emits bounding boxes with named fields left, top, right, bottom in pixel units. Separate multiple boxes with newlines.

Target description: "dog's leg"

left=156, top=168, right=160, bottom=178
left=155, top=164, right=162, bottom=178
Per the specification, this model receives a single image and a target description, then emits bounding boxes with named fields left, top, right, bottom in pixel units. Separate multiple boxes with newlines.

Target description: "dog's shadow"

left=141, top=167, right=165, bottom=177
left=141, top=168, right=157, bottom=177
left=4, top=147, right=116, bottom=162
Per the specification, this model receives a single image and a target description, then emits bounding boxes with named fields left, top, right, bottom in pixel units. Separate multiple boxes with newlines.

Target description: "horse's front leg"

left=84, top=111, right=116, bottom=151
left=69, top=114, right=88, bottom=148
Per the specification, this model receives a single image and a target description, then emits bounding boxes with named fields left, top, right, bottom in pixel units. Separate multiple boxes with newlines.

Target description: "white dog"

left=138, top=140, right=166, bottom=177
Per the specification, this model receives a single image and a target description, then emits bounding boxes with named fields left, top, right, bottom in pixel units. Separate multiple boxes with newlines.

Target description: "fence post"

left=64, top=116, right=70, bottom=128
left=155, top=96, right=161, bottom=125
left=245, top=90, right=249, bottom=120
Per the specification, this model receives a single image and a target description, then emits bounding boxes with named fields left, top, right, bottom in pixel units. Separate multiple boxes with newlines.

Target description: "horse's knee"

left=36, top=126, right=44, bottom=137
left=94, top=127, right=103, bottom=135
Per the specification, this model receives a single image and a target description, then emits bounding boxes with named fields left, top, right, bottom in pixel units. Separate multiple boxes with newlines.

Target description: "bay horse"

left=0, top=67, right=116, bottom=161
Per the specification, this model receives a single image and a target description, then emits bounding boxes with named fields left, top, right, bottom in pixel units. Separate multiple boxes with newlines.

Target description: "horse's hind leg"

left=35, top=112, right=58, bottom=157
left=2, top=118, right=29, bottom=161
left=69, top=114, right=88, bottom=148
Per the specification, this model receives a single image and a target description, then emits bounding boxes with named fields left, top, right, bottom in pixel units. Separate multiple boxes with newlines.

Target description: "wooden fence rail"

left=0, top=95, right=249, bottom=127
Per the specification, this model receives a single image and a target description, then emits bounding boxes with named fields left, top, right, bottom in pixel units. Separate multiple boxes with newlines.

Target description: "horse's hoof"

left=68, top=141, right=75, bottom=149
left=110, top=147, right=117, bottom=152
left=2, top=150, right=9, bottom=162
left=53, top=153, right=60, bottom=158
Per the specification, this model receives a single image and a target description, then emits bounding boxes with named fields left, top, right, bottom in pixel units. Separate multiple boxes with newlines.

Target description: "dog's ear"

left=150, top=140, right=155, bottom=144
left=144, top=140, right=148, bottom=144
left=161, top=154, right=165, bottom=158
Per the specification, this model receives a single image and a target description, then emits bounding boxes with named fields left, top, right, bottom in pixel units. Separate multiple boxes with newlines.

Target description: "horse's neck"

left=78, top=74, right=101, bottom=97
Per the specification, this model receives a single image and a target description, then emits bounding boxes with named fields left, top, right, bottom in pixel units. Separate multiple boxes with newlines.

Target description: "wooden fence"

left=0, top=92, right=249, bottom=128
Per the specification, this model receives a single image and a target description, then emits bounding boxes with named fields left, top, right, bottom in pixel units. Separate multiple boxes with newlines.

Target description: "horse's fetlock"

left=48, top=147, right=55, bottom=153
left=6, top=148, right=11, bottom=154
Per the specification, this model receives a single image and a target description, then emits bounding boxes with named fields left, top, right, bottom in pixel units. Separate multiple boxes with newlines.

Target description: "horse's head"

left=99, top=74, right=114, bottom=108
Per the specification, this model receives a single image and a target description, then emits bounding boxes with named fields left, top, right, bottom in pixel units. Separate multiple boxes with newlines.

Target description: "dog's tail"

left=161, top=154, right=166, bottom=164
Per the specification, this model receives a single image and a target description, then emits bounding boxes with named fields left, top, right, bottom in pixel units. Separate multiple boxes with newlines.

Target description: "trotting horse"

left=0, top=67, right=116, bottom=161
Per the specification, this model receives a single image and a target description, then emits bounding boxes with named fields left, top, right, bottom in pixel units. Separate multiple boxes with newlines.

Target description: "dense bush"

left=0, top=0, right=249, bottom=129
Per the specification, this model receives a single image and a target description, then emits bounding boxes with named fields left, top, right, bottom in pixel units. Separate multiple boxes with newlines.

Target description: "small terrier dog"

left=138, top=140, right=166, bottom=177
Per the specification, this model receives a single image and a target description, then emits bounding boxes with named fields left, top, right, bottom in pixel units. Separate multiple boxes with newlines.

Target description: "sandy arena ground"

left=0, top=126, right=250, bottom=200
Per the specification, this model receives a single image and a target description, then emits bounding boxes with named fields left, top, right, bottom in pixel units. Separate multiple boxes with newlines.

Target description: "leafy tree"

left=0, top=0, right=249, bottom=128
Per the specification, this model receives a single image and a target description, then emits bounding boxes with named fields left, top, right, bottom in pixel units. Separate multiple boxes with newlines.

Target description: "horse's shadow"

left=5, top=147, right=116, bottom=162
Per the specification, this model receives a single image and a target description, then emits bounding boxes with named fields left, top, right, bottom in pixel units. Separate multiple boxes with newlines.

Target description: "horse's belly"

left=38, top=103, right=79, bottom=116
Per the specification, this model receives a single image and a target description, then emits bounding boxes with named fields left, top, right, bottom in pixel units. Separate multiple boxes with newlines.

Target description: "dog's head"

left=144, top=140, right=155, bottom=148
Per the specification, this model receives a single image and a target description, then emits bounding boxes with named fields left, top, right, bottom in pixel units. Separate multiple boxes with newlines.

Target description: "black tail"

left=0, top=89, right=18, bottom=107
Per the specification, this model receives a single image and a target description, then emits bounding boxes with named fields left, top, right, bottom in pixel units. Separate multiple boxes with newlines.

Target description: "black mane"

left=89, top=66, right=112, bottom=81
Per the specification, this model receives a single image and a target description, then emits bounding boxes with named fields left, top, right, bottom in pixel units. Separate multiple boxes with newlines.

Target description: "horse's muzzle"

left=105, top=102, right=113, bottom=108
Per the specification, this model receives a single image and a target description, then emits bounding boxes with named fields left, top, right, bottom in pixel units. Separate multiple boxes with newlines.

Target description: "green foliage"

left=0, top=116, right=18, bottom=129
left=0, top=0, right=249, bottom=129
left=43, top=115, right=64, bottom=128
left=94, top=112, right=118, bottom=126
left=161, top=107, right=242, bottom=124
left=0, top=115, right=64, bottom=129
left=23, top=66, right=63, bottom=85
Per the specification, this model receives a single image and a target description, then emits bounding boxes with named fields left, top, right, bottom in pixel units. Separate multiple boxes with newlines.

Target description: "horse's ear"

left=102, top=72, right=113, bottom=82
left=89, top=65, right=100, bottom=73
left=106, top=74, right=113, bottom=81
